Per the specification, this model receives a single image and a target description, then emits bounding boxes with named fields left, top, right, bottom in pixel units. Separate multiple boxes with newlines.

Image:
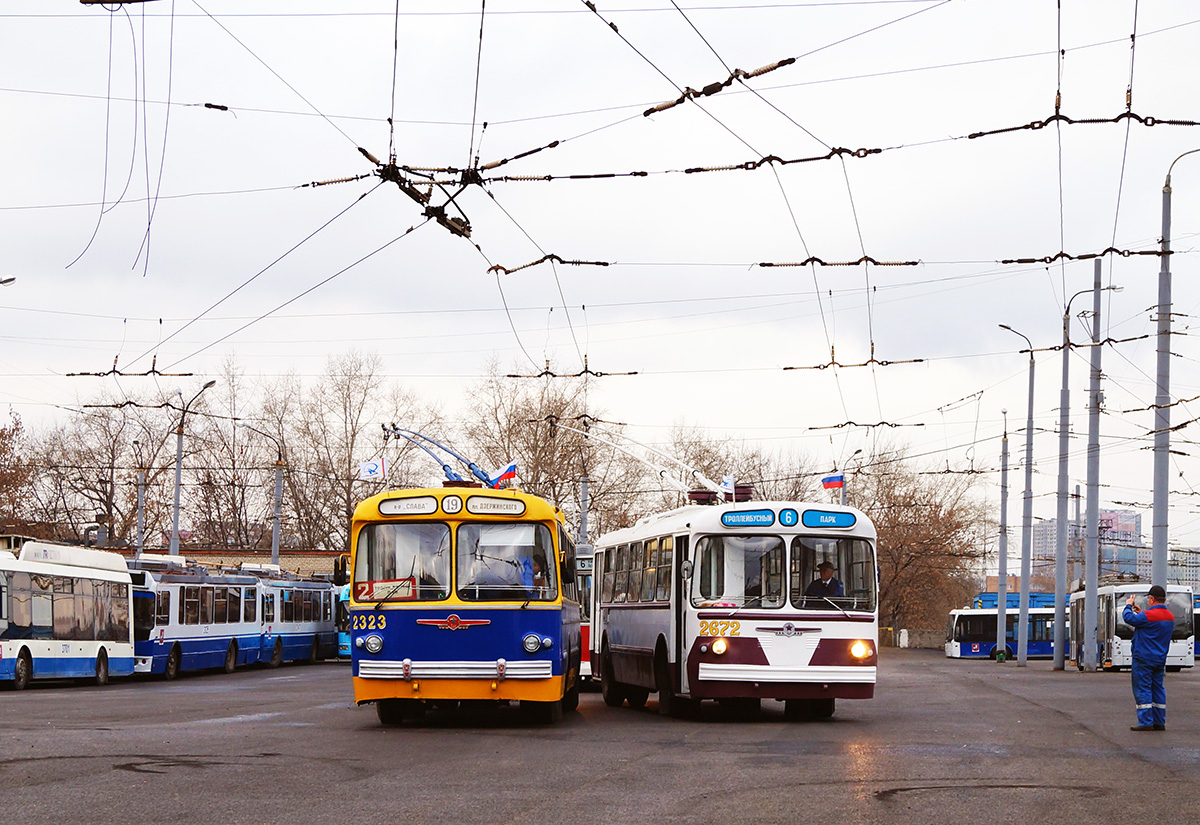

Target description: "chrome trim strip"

left=358, top=659, right=553, bottom=680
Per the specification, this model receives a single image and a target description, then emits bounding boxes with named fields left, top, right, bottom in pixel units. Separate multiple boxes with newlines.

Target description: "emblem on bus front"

left=415, top=614, right=491, bottom=631
left=757, top=623, right=820, bottom=638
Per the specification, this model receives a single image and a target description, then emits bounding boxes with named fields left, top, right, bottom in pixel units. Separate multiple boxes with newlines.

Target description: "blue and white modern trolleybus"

left=251, top=565, right=337, bottom=667
left=1068, top=580, right=1193, bottom=671
left=349, top=485, right=582, bottom=725
left=591, top=498, right=878, bottom=719
left=944, top=606, right=1060, bottom=660
left=128, top=555, right=263, bottom=678
left=1, top=541, right=134, bottom=689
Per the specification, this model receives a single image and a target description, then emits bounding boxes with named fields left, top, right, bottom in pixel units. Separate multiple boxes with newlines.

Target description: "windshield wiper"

left=370, top=580, right=416, bottom=609
left=817, top=596, right=851, bottom=617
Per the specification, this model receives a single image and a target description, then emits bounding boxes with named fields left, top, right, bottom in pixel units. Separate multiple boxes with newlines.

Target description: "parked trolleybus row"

left=945, top=581, right=1195, bottom=668
left=1, top=538, right=338, bottom=690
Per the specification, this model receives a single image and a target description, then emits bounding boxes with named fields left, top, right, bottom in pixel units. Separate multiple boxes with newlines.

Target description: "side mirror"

left=681, top=560, right=693, bottom=579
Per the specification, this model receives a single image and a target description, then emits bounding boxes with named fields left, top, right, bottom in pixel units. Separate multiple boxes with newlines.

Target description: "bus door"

left=675, top=534, right=691, bottom=696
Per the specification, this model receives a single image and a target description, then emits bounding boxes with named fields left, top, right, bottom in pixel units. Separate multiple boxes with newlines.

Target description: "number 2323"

left=698, top=620, right=740, bottom=636
left=351, top=614, right=386, bottom=630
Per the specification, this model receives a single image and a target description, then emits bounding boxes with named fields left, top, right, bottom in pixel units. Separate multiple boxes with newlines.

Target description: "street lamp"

left=1054, top=281, right=1122, bottom=669
left=238, top=422, right=286, bottom=566
left=999, top=324, right=1035, bottom=667
left=1152, top=149, right=1200, bottom=588
left=169, top=380, right=215, bottom=555
left=0, top=277, right=15, bottom=286
left=840, top=448, right=863, bottom=507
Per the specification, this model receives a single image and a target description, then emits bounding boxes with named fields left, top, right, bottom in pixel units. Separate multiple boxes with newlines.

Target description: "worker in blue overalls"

left=1123, top=585, right=1175, bottom=732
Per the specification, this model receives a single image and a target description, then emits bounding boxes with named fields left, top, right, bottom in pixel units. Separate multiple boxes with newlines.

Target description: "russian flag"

left=490, top=461, right=517, bottom=488
left=821, top=473, right=844, bottom=489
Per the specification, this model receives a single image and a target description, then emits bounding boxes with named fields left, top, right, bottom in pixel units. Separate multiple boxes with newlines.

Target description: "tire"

left=309, top=638, right=320, bottom=663
left=269, top=638, right=283, bottom=668
left=811, top=697, right=835, bottom=719
left=12, top=649, right=32, bottom=691
left=223, top=641, right=238, bottom=674
left=785, top=698, right=834, bottom=720
left=377, top=699, right=406, bottom=726
left=521, top=699, right=564, bottom=725
left=164, top=646, right=181, bottom=681
left=562, top=677, right=580, bottom=712
left=719, top=697, right=760, bottom=719
left=94, top=649, right=109, bottom=687
left=600, top=643, right=627, bottom=708
left=655, top=647, right=677, bottom=717
left=625, top=688, right=649, bottom=709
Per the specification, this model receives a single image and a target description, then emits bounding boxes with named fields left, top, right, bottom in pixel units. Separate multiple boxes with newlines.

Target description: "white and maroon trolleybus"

left=592, top=497, right=877, bottom=719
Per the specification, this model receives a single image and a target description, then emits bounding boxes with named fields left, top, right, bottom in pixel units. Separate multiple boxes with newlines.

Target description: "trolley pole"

left=997, top=411, right=1009, bottom=663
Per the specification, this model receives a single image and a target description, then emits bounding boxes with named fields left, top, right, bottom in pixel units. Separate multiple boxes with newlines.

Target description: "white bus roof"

left=595, top=500, right=875, bottom=548
left=18, top=541, right=130, bottom=575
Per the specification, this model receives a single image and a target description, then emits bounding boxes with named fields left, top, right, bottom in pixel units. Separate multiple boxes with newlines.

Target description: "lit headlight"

left=711, top=638, right=728, bottom=655
left=522, top=633, right=542, bottom=654
left=364, top=634, right=384, bottom=654
left=850, top=640, right=873, bottom=660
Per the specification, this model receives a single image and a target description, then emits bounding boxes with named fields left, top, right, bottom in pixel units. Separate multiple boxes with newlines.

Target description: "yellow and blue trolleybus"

left=349, top=484, right=582, bottom=725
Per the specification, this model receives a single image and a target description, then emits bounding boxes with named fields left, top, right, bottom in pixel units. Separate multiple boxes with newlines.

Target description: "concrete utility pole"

left=1000, top=325, right=1035, bottom=667
left=1055, top=283, right=1120, bottom=669
left=1152, top=150, right=1198, bottom=587
left=997, top=410, right=1009, bottom=663
left=1083, top=260, right=1103, bottom=671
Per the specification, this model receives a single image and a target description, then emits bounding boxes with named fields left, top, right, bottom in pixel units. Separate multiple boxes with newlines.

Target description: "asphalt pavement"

left=1, top=648, right=1196, bottom=824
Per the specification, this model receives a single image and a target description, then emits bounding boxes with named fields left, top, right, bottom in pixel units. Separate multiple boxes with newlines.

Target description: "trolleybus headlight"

left=849, top=640, right=872, bottom=660
left=522, top=633, right=542, bottom=654
left=711, top=638, right=728, bottom=656
left=364, top=634, right=384, bottom=654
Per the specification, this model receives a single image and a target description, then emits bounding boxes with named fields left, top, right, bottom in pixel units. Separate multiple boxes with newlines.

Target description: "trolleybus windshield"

left=354, top=522, right=451, bottom=603
left=456, top=522, right=557, bottom=602
left=691, top=534, right=784, bottom=608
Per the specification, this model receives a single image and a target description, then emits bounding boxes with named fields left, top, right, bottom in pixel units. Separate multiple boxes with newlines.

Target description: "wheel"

left=377, top=699, right=406, bottom=726
left=164, top=645, right=181, bottom=680
left=810, top=697, right=835, bottom=719
left=600, top=643, right=628, bottom=708
left=655, top=648, right=679, bottom=717
left=309, top=638, right=320, bottom=663
left=784, top=698, right=834, bottom=720
left=11, top=649, right=31, bottom=691
left=562, top=677, right=580, bottom=712
left=94, top=649, right=109, bottom=686
left=625, top=688, right=649, bottom=709
left=521, top=699, right=564, bottom=725
left=719, top=697, right=760, bottom=719
left=223, top=641, right=238, bottom=674
left=269, top=638, right=283, bottom=668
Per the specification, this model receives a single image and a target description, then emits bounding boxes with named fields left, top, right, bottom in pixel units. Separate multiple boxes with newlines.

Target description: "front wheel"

left=268, top=638, right=283, bottom=668
left=309, top=638, right=320, bottom=663
left=625, top=688, right=649, bottom=709
left=94, top=649, right=110, bottom=686
left=562, top=678, right=580, bottom=712
left=521, top=699, right=563, bottom=725
left=11, top=649, right=32, bottom=691
left=600, top=644, right=627, bottom=708
left=224, top=641, right=238, bottom=674
left=164, top=646, right=181, bottom=680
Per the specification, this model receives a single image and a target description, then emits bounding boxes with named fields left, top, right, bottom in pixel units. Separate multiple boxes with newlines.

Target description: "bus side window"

left=245, top=588, right=257, bottom=623
left=155, top=590, right=171, bottom=626
left=600, top=550, right=613, bottom=603
left=656, top=537, right=672, bottom=601
left=642, top=539, right=658, bottom=602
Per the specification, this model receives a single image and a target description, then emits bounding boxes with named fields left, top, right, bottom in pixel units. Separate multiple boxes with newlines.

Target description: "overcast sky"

left=3, top=1, right=1200, bottom=548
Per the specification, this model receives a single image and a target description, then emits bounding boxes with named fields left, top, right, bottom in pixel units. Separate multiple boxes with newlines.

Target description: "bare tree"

left=854, top=445, right=990, bottom=632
